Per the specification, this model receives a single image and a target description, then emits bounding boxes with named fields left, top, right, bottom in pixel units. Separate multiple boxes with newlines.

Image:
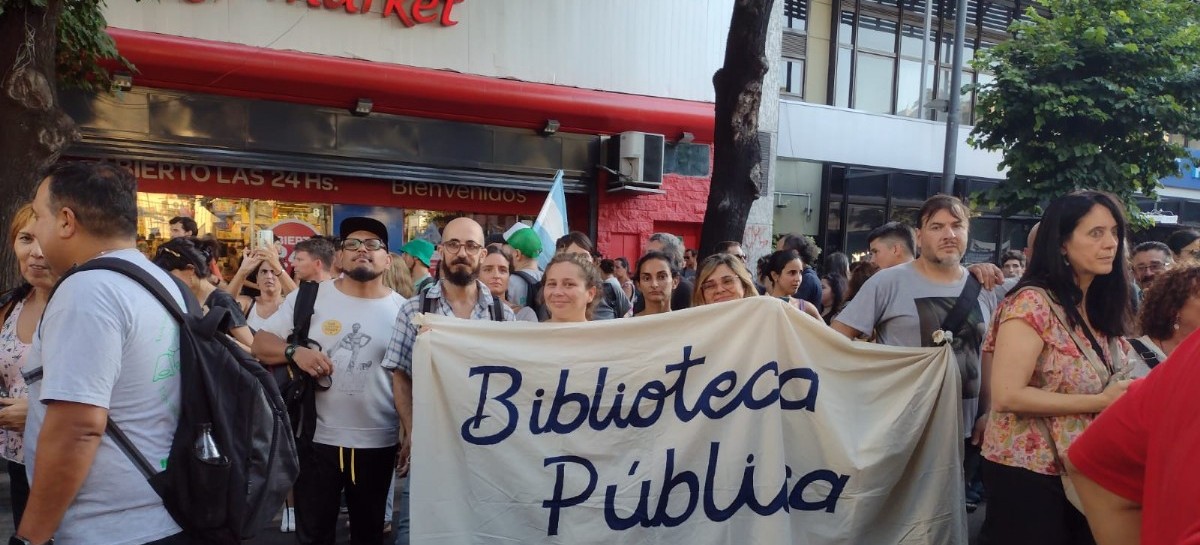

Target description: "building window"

left=786, top=0, right=808, bottom=31
left=829, top=0, right=1019, bottom=124
left=782, top=59, right=806, bottom=97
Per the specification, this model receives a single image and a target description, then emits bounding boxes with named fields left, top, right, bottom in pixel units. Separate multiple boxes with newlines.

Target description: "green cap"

left=401, top=238, right=435, bottom=267
left=506, top=227, right=543, bottom=258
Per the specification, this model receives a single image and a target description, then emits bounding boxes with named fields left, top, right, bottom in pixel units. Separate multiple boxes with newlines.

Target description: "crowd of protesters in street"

left=0, top=161, right=1197, bottom=545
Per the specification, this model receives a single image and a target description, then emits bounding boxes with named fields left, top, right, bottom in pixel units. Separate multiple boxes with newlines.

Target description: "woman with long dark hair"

left=1165, top=229, right=1200, bottom=264
left=763, top=250, right=823, bottom=320
left=979, top=190, right=1134, bottom=545
left=820, top=273, right=848, bottom=324
left=776, top=233, right=824, bottom=309
left=632, top=251, right=678, bottom=317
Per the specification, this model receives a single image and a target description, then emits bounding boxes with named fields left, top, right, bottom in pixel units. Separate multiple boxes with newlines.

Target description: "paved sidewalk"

left=0, top=471, right=982, bottom=544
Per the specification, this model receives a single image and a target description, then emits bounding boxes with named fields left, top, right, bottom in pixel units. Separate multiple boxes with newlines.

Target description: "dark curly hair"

left=1138, top=265, right=1200, bottom=341
left=846, top=261, right=880, bottom=303
left=777, top=234, right=820, bottom=268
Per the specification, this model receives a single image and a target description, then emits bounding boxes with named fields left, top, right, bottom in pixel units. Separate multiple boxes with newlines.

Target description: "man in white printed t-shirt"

left=253, top=216, right=404, bottom=545
left=19, top=162, right=189, bottom=545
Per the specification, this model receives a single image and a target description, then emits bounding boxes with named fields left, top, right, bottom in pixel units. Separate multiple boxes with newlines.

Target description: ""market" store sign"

left=185, top=0, right=465, bottom=28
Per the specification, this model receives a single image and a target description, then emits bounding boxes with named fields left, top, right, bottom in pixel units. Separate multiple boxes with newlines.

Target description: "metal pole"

left=917, top=0, right=933, bottom=117
left=941, top=0, right=968, bottom=195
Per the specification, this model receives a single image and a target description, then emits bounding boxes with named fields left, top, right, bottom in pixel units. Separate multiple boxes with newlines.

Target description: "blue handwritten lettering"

left=542, top=455, right=597, bottom=536
left=543, top=442, right=850, bottom=534
left=460, top=366, right=521, bottom=446
left=460, top=347, right=822, bottom=446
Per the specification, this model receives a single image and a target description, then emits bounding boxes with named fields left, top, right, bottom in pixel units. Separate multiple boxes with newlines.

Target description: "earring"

left=1174, top=323, right=1181, bottom=330
left=1062, top=255, right=1070, bottom=267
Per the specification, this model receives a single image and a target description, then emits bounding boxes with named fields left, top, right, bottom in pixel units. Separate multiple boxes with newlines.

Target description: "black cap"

left=339, top=217, right=389, bottom=247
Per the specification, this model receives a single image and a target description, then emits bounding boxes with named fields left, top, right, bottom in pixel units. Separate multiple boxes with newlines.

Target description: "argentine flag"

left=533, top=170, right=569, bottom=269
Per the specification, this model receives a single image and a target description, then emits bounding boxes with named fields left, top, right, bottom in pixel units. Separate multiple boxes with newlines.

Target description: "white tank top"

left=244, top=298, right=276, bottom=331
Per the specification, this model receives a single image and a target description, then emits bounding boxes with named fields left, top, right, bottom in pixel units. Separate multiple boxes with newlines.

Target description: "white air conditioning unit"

left=607, top=131, right=665, bottom=192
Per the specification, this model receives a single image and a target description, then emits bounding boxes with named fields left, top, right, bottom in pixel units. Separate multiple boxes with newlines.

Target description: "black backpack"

left=510, top=270, right=545, bottom=319
left=39, top=258, right=300, bottom=544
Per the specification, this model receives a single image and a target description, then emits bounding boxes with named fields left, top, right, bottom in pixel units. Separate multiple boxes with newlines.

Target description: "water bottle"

left=194, top=423, right=224, bottom=464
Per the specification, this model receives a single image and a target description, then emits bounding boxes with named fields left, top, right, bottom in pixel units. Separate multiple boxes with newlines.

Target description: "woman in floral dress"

left=0, top=204, right=57, bottom=528
left=979, top=191, right=1135, bottom=545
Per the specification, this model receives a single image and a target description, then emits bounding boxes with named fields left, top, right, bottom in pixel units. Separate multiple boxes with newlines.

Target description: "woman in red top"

left=1067, top=330, right=1200, bottom=545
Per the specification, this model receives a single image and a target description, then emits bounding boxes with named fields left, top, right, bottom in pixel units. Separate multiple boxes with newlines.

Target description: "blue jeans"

left=393, top=477, right=410, bottom=545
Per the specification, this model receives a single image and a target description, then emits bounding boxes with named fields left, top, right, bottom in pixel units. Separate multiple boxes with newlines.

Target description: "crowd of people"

left=0, top=160, right=1196, bottom=545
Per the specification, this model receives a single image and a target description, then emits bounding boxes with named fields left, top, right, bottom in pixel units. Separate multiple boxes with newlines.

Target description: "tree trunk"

left=0, top=0, right=77, bottom=290
left=698, top=0, right=775, bottom=259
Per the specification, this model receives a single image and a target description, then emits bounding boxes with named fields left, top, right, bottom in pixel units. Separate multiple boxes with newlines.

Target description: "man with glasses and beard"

left=252, top=217, right=406, bottom=545
left=382, top=217, right=514, bottom=543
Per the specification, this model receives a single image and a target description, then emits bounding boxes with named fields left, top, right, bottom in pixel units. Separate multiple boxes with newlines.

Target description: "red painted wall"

left=595, top=162, right=712, bottom=264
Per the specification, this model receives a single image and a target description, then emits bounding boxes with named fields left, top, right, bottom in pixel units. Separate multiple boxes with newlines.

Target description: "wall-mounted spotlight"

left=679, top=131, right=695, bottom=145
left=353, top=98, right=374, bottom=117
left=542, top=119, right=560, bottom=136
left=111, top=72, right=133, bottom=93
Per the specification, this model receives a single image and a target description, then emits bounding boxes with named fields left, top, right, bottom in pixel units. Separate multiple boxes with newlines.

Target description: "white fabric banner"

left=411, top=297, right=966, bottom=544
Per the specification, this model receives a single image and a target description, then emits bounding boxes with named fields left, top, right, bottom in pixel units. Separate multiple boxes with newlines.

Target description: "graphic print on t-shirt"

left=327, top=322, right=374, bottom=394
left=915, top=296, right=986, bottom=400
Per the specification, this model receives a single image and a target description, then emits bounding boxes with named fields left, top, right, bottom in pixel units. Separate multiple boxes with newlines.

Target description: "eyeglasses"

left=733, top=254, right=747, bottom=262
left=701, top=275, right=740, bottom=293
left=1133, top=261, right=1168, bottom=274
left=443, top=240, right=484, bottom=256
left=341, top=238, right=385, bottom=251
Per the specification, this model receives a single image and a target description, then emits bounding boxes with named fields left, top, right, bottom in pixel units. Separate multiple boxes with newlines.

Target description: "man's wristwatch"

left=284, top=344, right=299, bottom=364
left=11, top=536, right=53, bottom=545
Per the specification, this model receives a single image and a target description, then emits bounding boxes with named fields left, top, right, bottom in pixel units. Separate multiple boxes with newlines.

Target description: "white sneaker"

left=280, top=507, right=295, bottom=533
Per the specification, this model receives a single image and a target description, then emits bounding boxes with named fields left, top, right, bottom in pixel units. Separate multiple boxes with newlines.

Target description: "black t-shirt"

left=205, top=289, right=248, bottom=330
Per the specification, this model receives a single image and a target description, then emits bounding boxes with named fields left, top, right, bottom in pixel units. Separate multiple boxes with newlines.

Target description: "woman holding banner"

left=543, top=252, right=602, bottom=323
left=979, top=191, right=1134, bottom=545
left=692, top=253, right=757, bottom=306
left=633, top=251, right=677, bottom=317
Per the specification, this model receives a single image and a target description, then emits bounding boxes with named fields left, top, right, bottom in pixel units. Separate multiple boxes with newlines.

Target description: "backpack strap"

left=940, top=273, right=982, bottom=336
left=55, top=257, right=199, bottom=318
left=0, top=284, right=32, bottom=326
left=420, top=286, right=438, bottom=314
left=1128, top=338, right=1163, bottom=369
left=491, top=294, right=505, bottom=322
left=289, top=281, right=320, bottom=348
left=46, top=257, right=198, bottom=480
left=511, top=270, right=538, bottom=287
left=1017, top=286, right=1117, bottom=383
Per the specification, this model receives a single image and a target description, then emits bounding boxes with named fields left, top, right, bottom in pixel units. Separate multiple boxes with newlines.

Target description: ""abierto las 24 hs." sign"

left=185, top=0, right=465, bottom=28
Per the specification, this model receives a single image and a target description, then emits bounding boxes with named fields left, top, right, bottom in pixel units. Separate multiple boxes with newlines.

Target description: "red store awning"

left=107, top=28, right=717, bottom=143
